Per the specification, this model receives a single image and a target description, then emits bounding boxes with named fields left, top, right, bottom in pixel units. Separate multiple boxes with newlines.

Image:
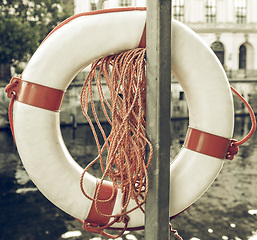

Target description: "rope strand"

left=230, top=86, right=256, bottom=146
left=226, top=86, right=256, bottom=160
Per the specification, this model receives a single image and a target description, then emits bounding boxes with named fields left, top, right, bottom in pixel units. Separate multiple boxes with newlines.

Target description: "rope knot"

left=5, top=77, right=19, bottom=98
left=226, top=139, right=239, bottom=160
left=82, top=215, right=130, bottom=239
left=83, top=222, right=104, bottom=234
left=117, top=214, right=130, bottom=224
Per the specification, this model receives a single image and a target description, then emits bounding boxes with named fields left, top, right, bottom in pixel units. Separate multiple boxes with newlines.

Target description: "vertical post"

left=145, top=0, right=172, bottom=239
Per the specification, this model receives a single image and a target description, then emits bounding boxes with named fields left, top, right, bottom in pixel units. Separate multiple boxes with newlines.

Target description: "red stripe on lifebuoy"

left=85, top=180, right=117, bottom=227
left=138, top=23, right=146, bottom=48
left=6, top=77, right=65, bottom=112
left=184, top=127, right=231, bottom=159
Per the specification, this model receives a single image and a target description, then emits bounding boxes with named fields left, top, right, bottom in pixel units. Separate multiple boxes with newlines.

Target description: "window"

left=172, top=0, right=184, bottom=22
left=119, top=0, right=131, bottom=7
left=235, top=0, right=246, bottom=24
left=205, top=0, right=216, bottom=23
left=239, top=44, right=246, bottom=69
left=211, top=41, right=225, bottom=66
left=91, top=0, right=97, bottom=11
left=179, top=91, right=185, bottom=100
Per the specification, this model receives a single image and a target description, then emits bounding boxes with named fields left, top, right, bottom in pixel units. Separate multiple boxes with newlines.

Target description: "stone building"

left=74, top=0, right=257, bottom=78
left=64, top=0, right=257, bottom=122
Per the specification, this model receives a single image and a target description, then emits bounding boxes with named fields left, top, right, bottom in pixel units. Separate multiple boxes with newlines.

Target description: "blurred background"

left=1, top=0, right=257, bottom=239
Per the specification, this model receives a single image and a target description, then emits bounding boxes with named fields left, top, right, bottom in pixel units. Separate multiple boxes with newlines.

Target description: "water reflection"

left=0, top=116, right=256, bottom=239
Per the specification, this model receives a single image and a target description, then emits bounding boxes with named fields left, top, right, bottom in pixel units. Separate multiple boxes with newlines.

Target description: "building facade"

left=62, top=0, right=257, bottom=122
left=74, top=0, right=257, bottom=78
left=185, top=0, right=257, bottom=79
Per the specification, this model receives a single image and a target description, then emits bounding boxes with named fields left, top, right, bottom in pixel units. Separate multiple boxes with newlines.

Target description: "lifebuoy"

left=7, top=7, right=234, bottom=229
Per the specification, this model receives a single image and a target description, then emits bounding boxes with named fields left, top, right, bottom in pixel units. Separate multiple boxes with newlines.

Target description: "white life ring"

left=7, top=7, right=234, bottom=229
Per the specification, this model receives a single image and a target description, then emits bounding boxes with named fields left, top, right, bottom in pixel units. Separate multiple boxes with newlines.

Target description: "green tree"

left=0, top=0, right=72, bottom=82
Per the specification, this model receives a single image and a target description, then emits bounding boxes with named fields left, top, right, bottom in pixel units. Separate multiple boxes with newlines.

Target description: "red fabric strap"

left=85, top=179, right=117, bottom=227
left=6, top=77, right=65, bottom=112
left=138, top=24, right=146, bottom=48
left=184, top=127, right=231, bottom=159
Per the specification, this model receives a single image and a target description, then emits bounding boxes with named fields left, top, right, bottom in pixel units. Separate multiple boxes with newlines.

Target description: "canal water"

left=0, top=116, right=256, bottom=240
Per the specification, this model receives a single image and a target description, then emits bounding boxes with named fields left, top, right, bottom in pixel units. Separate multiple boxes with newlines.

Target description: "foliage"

left=0, top=0, right=72, bottom=65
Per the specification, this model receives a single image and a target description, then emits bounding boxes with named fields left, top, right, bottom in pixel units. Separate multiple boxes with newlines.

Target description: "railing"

left=226, top=70, right=257, bottom=80
left=75, top=68, right=257, bottom=84
left=186, top=22, right=257, bottom=33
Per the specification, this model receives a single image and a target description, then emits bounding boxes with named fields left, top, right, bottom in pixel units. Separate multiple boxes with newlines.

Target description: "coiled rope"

left=80, top=48, right=153, bottom=238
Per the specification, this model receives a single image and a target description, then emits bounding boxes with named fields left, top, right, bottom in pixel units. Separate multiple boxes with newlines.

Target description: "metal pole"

left=145, top=0, right=172, bottom=239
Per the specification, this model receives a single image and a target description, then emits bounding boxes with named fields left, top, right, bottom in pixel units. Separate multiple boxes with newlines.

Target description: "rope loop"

left=83, top=215, right=129, bottom=239
left=225, top=86, right=257, bottom=160
left=5, top=77, right=19, bottom=98
left=5, top=78, right=20, bottom=142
